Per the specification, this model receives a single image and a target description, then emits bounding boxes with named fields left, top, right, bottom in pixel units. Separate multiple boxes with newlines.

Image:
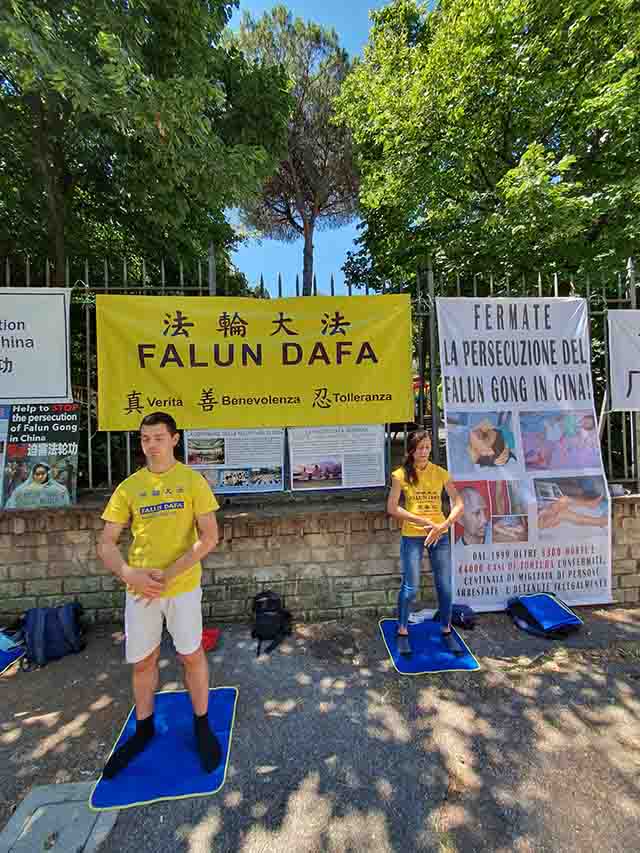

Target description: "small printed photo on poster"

left=534, top=476, right=608, bottom=538
left=453, top=481, right=492, bottom=548
left=2, top=446, right=76, bottom=509
left=249, top=467, right=282, bottom=487
left=292, top=458, right=342, bottom=489
left=200, top=469, right=219, bottom=491
left=187, top=437, right=225, bottom=466
left=453, top=479, right=531, bottom=550
left=492, top=515, right=529, bottom=544
left=220, top=469, right=250, bottom=488
left=446, top=412, right=519, bottom=474
left=521, top=410, right=599, bottom=471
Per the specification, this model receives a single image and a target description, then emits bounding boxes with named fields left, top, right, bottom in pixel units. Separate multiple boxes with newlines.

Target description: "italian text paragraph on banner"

left=437, top=297, right=611, bottom=612
left=96, top=295, right=413, bottom=430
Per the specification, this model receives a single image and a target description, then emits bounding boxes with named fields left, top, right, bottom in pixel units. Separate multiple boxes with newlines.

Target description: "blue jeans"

left=397, top=534, right=453, bottom=630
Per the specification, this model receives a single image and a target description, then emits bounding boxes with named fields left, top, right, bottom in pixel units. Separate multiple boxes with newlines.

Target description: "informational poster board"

left=608, top=309, right=640, bottom=410
left=184, top=428, right=285, bottom=494
left=288, top=424, right=386, bottom=491
left=437, top=298, right=611, bottom=611
left=1, top=403, right=80, bottom=509
left=0, top=288, right=72, bottom=403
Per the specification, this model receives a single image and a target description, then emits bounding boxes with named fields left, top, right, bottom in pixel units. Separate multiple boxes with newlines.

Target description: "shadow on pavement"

left=1, top=606, right=639, bottom=853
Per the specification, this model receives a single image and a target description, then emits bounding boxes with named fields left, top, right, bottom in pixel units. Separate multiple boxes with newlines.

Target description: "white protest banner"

left=0, top=288, right=72, bottom=403
left=184, top=428, right=285, bottom=494
left=437, top=297, right=611, bottom=611
left=288, top=424, right=386, bottom=490
left=608, top=310, right=640, bottom=411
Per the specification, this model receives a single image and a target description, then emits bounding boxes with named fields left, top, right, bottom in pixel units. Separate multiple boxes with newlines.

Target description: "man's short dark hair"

left=139, top=412, right=178, bottom=435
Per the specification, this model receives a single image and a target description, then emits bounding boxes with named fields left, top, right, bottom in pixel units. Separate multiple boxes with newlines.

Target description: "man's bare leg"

left=181, top=646, right=209, bottom=715
left=181, top=646, right=222, bottom=773
left=133, top=646, right=160, bottom=718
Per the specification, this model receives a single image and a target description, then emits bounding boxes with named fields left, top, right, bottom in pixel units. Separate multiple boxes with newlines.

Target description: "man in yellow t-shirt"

left=97, top=412, right=221, bottom=778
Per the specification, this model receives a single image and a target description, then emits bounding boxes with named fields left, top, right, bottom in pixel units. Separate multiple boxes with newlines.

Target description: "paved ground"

left=1, top=607, right=639, bottom=853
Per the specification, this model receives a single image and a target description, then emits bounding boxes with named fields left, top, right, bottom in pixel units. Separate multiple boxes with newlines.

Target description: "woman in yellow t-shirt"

left=387, top=430, right=464, bottom=655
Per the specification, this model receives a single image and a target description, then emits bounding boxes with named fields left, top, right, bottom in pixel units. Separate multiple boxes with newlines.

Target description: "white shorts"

left=124, top=587, right=203, bottom=663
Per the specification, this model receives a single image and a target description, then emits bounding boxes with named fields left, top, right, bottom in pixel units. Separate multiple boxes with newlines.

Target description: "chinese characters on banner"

left=437, top=298, right=611, bottom=611
left=0, top=288, right=73, bottom=404
left=607, top=310, right=640, bottom=410
left=1, top=403, right=80, bottom=509
left=96, top=295, right=413, bottom=430
left=184, top=428, right=285, bottom=494
left=288, top=425, right=386, bottom=491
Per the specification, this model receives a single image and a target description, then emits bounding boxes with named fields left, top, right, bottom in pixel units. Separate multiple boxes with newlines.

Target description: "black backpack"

left=251, top=590, right=292, bottom=657
left=434, top=604, right=477, bottom=630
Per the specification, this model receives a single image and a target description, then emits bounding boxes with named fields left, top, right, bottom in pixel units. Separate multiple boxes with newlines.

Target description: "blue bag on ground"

left=22, top=603, right=85, bottom=667
left=507, top=593, right=582, bottom=639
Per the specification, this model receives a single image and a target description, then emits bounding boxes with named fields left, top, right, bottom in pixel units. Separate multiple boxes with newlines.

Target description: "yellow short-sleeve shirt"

left=102, top=461, right=219, bottom=598
left=392, top=463, right=450, bottom=536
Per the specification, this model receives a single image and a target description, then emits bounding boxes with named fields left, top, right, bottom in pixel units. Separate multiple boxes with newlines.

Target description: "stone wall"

left=0, top=496, right=639, bottom=625
left=611, top=497, right=640, bottom=604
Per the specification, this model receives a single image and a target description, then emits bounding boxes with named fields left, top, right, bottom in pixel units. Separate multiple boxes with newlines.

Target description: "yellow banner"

left=96, top=294, right=413, bottom=431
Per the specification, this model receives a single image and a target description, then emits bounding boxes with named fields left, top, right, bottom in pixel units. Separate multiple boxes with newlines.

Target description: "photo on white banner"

left=446, top=411, right=521, bottom=474
left=184, top=428, right=285, bottom=494
left=437, top=297, right=611, bottom=611
left=288, top=425, right=386, bottom=491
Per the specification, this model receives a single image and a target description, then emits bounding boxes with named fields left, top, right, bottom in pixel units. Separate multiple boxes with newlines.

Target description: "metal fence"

left=1, top=253, right=638, bottom=492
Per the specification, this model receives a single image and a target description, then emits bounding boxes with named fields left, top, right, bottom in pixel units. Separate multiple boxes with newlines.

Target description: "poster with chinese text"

left=608, top=310, right=640, bottom=410
left=0, top=289, right=72, bottom=403
left=96, top=295, right=413, bottom=430
left=1, top=403, right=80, bottom=509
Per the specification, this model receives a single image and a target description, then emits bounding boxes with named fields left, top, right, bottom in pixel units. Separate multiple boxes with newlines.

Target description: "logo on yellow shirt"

left=140, top=501, right=185, bottom=516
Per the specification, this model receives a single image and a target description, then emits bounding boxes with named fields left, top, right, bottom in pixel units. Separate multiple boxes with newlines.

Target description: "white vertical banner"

left=437, top=297, right=611, bottom=611
left=608, top=309, right=640, bottom=411
left=0, top=288, right=72, bottom=403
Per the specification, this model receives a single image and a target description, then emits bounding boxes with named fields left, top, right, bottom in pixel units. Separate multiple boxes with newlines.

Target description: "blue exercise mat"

left=379, top=618, right=480, bottom=675
left=0, top=646, right=24, bottom=676
left=90, top=687, right=238, bottom=811
left=516, top=593, right=583, bottom=633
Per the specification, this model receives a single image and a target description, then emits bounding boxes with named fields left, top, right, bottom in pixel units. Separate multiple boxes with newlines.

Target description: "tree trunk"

left=302, top=220, right=314, bottom=296
left=31, top=93, right=66, bottom=286
left=48, top=180, right=65, bottom=287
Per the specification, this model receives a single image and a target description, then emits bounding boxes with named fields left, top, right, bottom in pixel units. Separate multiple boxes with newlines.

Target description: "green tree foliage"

left=336, top=0, right=640, bottom=289
left=232, top=5, right=358, bottom=295
left=0, top=0, right=292, bottom=284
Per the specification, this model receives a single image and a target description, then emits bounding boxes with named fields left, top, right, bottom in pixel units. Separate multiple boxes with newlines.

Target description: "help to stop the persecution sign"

left=96, top=294, right=413, bottom=430
left=437, top=298, right=611, bottom=611
left=0, top=288, right=72, bottom=404
left=607, top=309, right=640, bottom=411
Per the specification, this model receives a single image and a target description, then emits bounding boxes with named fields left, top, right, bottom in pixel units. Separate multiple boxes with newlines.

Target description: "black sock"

left=442, top=631, right=463, bottom=656
left=194, top=712, right=222, bottom=773
left=102, top=714, right=155, bottom=779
